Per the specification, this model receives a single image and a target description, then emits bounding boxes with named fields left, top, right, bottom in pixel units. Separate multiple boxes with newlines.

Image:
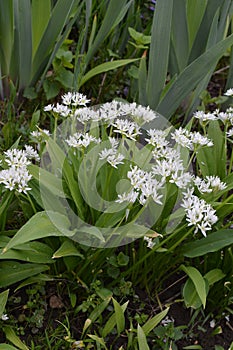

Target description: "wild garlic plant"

left=29, top=90, right=229, bottom=250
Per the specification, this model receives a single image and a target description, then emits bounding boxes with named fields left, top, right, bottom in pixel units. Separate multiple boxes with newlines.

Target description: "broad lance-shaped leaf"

left=0, top=262, right=49, bottom=288
left=142, top=307, right=169, bottom=335
left=0, top=240, right=53, bottom=264
left=137, top=324, right=150, bottom=350
left=181, top=229, right=233, bottom=258
left=2, top=211, right=72, bottom=253
left=112, top=298, right=126, bottom=335
left=181, top=265, right=207, bottom=308
left=52, top=240, right=84, bottom=259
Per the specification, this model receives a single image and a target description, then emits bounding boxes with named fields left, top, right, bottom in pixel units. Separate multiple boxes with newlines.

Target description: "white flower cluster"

left=74, top=101, right=158, bottom=125
left=61, top=92, right=90, bottom=106
left=44, top=92, right=91, bottom=117
left=182, top=190, right=218, bottom=236
left=117, top=165, right=164, bottom=206
left=171, top=127, right=213, bottom=149
left=194, top=107, right=233, bottom=127
left=99, top=137, right=125, bottom=168
left=194, top=175, right=227, bottom=194
left=111, top=118, right=141, bottom=141
left=115, top=126, right=225, bottom=237
left=0, top=147, right=39, bottom=194
left=65, top=132, right=100, bottom=148
left=31, top=129, right=51, bottom=142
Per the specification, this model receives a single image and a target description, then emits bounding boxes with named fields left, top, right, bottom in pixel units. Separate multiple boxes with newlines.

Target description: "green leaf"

left=182, top=277, right=207, bottom=309
left=82, top=298, right=111, bottom=334
left=196, top=120, right=226, bottom=179
left=187, top=0, right=208, bottom=49
left=0, top=0, right=14, bottom=75
left=204, top=269, right=226, bottom=286
left=0, top=241, right=53, bottom=264
left=0, top=289, right=9, bottom=317
left=157, top=33, right=233, bottom=118
left=2, top=211, right=70, bottom=252
left=87, top=335, right=107, bottom=350
left=138, top=54, right=148, bottom=106
left=85, top=0, right=130, bottom=65
left=128, top=27, right=151, bottom=45
left=181, top=229, right=233, bottom=257
left=16, top=0, right=32, bottom=91
left=52, top=240, right=84, bottom=259
left=102, top=301, right=128, bottom=338
left=0, top=345, right=19, bottom=350
left=79, top=58, right=139, bottom=87
left=112, top=298, right=126, bottom=335
left=117, top=252, right=129, bottom=266
left=147, top=0, right=173, bottom=109
left=137, top=324, right=150, bottom=350
left=3, top=326, right=29, bottom=350
left=29, top=164, right=67, bottom=199
left=0, top=262, right=49, bottom=288
left=142, top=307, right=169, bottom=335
left=31, top=0, right=51, bottom=57
left=181, top=265, right=207, bottom=308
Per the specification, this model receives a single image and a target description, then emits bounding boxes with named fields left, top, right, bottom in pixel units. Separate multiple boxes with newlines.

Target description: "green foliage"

left=129, top=0, right=233, bottom=120
left=0, top=0, right=81, bottom=100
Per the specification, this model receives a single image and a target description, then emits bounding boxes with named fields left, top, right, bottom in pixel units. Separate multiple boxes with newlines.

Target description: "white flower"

left=53, top=103, right=71, bottom=117
left=1, top=314, right=9, bottom=321
left=111, top=118, right=141, bottom=140
left=224, top=88, right=233, bottom=97
left=24, top=146, right=40, bottom=161
left=62, top=92, right=91, bottom=106
left=169, top=171, right=193, bottom=189
left=227, top=128, right=233, bottom=137
left=217, top=112, right=229, bottom=123
left=106, top=153, right=125, bottom=168
left=66, top=132, right=100, bottom=148
left=193, top=111, right=217, bottom=122
left=144, top=236, right=155, bottom=249
left=190, top=131, right=213, bottom=148
left=116, top=190, right=138, bottom=203
left=171, top=128, right=192, bottom=149
left=145, top=129, right=169, bottom=148
left=31, top=129, right=50, bottom=141
left=44, top=104, right=54, bottom=112
left=75, top=107, right=97, bottom=123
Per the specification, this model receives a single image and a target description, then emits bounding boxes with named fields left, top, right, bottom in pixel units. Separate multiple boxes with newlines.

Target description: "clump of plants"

left=0, top=88, right=233, bottom=348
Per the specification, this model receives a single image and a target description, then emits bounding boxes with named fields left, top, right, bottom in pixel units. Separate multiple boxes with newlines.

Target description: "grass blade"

left=79, top=58, right=139, bottom=87
left=85, top=0, right=130, bottom=66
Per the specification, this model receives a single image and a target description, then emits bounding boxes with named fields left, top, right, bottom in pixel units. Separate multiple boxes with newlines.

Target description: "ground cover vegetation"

left=0, top=0, right=233, bottom=349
